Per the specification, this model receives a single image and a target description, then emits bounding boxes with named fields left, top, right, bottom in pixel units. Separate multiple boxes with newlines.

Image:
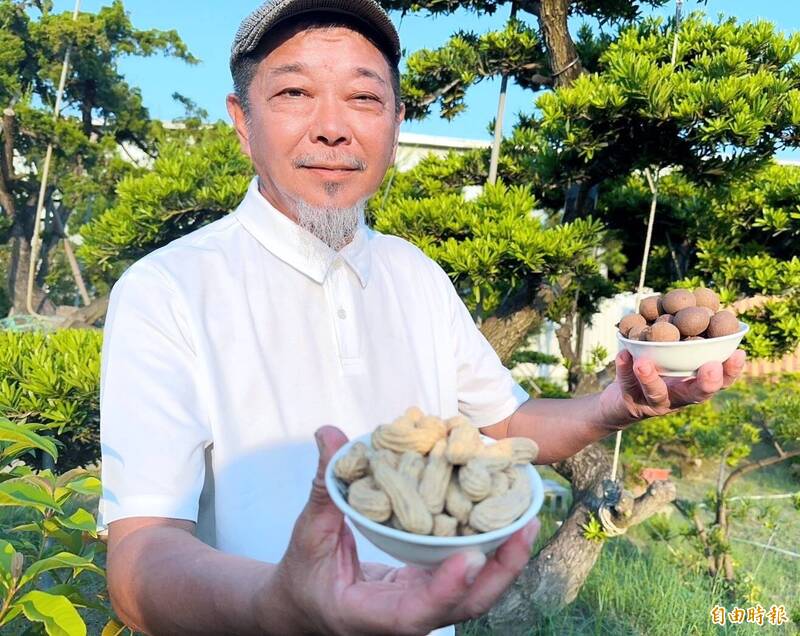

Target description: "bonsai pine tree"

left=0, top=0, right=196, bottom=316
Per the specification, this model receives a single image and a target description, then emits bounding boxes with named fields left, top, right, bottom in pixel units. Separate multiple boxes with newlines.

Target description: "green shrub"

left=0, top=418, right=122, bottom=635
left=625, top=373, right=800, bottom=461
left=0, top=330, right=102, bottom=472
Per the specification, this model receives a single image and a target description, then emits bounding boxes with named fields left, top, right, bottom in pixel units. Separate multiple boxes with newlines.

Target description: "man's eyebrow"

left=266, top=62, right=307, bottom=77
left=354, top=67, right=386, bottom=86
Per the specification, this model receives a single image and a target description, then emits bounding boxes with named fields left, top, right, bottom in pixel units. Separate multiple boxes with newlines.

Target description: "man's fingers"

left=615, top=350, right=641, bottom=396
left=308, top=426, right=349, bottom=511
left=632, top=358, right=671, bottom=409
left=453, top=520, right=538, bottom=620
left=391, top=550, right=486, bottom=629
left=722, top=349, right=746, bottom=388
left=692, top=361, right=724, bottom=400
left=292, top=426, right=350, bottom=549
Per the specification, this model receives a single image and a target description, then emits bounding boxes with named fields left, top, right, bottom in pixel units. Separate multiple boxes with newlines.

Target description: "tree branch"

left=2, top=107, right=15, bottom=182
left=756, top=417, right=786, bottom=458
left=610, top=479, right=676, bottom=529
left=58, top=294, right=109, bottom=328
left=720, top=448, right=800, bottom=499
left=417, top=79, right=462, bottom=109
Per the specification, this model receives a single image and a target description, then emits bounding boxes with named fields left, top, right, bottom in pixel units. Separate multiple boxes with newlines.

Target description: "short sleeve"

left=97, top=261, right=212, bottom=533
left=435, top=264, right=530, bottom=428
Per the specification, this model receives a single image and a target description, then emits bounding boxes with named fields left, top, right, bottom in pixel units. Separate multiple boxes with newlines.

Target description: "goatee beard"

left=294, top=196, right=367, bottom=252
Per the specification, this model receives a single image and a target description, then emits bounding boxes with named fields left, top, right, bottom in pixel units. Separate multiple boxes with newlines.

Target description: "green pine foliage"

left=401, top=19, right=546, bottom=120
left=77, top=123, right=252, bottom=278
left=373, top=177, right=608, bottom=318
left=534, top=14, right=800, bottom=185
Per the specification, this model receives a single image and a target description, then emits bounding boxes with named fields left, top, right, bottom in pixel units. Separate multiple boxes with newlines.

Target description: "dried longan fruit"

left=647, top=322, right=680, bottom=342
left=673, top=307, right=711, bottom=338
left=655, top=314, right=674, bottom=324
left=628, top=324, right=650, bottom=341
left=684, top=336, right=704, bottom=341
left=706, top=310, right=739, bottom=338
left=661, top=289, right=696, bottom=314
left=693, top=288, right=720, bottom=313
left=639, top=295, right=661, bottom=322
left=618, top=313, right=647, bottom=337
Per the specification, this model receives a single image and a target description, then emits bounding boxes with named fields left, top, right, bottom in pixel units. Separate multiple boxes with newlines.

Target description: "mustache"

left=292, top=154, right=367, bottom=171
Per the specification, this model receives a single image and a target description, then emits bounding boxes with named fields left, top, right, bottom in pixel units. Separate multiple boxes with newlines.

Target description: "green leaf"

left=9, top=522, right=43, bottom=534
left=19, top=552, right=104, bottom=589
left=13, top=590, right=86, bottom=636
left=0, top=478, right=60, bottom=512
left=62, top=477, right=101, bottom=497
left=0, top=603, right=23, bottom=627
left=57, top=508, right=96, bottom=534
left=40, top=584, right=107, bottom=612
left=0, top=539, right=17, bottom=593
left=0, top=419, right=58, bottom=461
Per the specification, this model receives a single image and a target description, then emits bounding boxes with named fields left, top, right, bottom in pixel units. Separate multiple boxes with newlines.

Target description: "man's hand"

left=598, top=349, right=747, bottom=427
left=263, top=426, right=539, bottom=636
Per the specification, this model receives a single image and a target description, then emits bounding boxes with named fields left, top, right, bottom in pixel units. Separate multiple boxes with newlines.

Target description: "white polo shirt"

left=98, top=177, right=528, bottom=570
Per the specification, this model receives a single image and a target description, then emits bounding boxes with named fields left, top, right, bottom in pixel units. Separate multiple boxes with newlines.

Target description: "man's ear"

left=226, top=93, right=252, bottom=158
left=389, top=102, right=405, bottom=164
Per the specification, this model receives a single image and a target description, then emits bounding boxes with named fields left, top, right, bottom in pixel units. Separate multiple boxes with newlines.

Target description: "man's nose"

left=309, top=94, right=352, bottom=146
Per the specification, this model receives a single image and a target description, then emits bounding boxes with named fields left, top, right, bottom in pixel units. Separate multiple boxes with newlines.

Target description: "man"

left=100, top=1, right=746, bottom=634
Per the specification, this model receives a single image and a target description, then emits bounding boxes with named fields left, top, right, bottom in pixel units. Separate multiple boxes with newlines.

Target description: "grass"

left=459, top=451, right=799, bottom=635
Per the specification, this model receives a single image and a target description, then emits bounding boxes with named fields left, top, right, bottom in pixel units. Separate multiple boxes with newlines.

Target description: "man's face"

left=227, top=25, right=405, bottom=219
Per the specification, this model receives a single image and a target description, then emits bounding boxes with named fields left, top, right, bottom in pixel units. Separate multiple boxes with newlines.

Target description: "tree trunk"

left=6, top=212, right=56, bottom=316
left=480, top=276, right=570, bottom=365
left=537, top=0, right=583, bottom=88
left=480, top=305, right=541, bottom=365
left=487, top=444, right=676, bottom=632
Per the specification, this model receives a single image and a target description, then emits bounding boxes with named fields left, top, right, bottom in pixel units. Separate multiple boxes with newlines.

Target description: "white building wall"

left=511, top=291, right=648, bottom=387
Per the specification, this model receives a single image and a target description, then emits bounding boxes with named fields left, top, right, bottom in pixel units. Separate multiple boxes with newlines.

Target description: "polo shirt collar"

left=234, top=177, right=372, bottom=288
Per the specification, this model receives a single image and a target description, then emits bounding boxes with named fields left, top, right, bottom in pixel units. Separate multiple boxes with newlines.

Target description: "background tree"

left=0, top=0, right=196, bottom=316
left=373, top=6, right=800, bottom=631
left=627, top=375, right=800, bottom=588
left=67, top=2, right=800, bottom=632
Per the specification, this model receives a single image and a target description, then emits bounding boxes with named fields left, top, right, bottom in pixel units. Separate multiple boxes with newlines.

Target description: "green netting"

left=0, top=314, right=62, bottom=333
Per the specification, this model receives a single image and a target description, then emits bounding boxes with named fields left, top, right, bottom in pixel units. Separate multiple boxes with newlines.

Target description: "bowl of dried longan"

left=616, top=287, right=749, bottom=377
left=325, top=408, right=544, bottom=569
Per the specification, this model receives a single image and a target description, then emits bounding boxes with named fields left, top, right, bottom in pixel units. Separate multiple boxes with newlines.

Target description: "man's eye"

left=354, top=94, right=379, bottom=102
left=279, top=89, right=305, bottom=97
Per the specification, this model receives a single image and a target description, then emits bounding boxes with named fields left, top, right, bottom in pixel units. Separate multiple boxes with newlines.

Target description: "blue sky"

left=54, top=0, right=800, bottom=157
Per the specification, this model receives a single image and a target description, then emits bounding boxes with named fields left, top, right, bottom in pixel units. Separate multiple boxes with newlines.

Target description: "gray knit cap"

left=230, top=0, right=401, bottom=72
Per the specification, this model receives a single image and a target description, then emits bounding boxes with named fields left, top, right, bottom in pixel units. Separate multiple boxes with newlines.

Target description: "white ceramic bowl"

left=617, top=321, right=749, bottom=377
left=325, top=433, right=544, bottom=569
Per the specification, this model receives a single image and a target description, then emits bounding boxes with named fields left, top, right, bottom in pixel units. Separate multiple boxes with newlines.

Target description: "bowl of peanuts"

left=325, top=408, right=544, bottom=569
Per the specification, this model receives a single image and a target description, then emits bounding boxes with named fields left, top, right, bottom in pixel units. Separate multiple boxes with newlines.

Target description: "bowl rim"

left=325, top=432, right=544, bottom=547
left=617, top=320, right=749, bottom=346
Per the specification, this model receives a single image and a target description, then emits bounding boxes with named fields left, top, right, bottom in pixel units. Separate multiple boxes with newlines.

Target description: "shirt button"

left=337, top=308, right=347, bottom=319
